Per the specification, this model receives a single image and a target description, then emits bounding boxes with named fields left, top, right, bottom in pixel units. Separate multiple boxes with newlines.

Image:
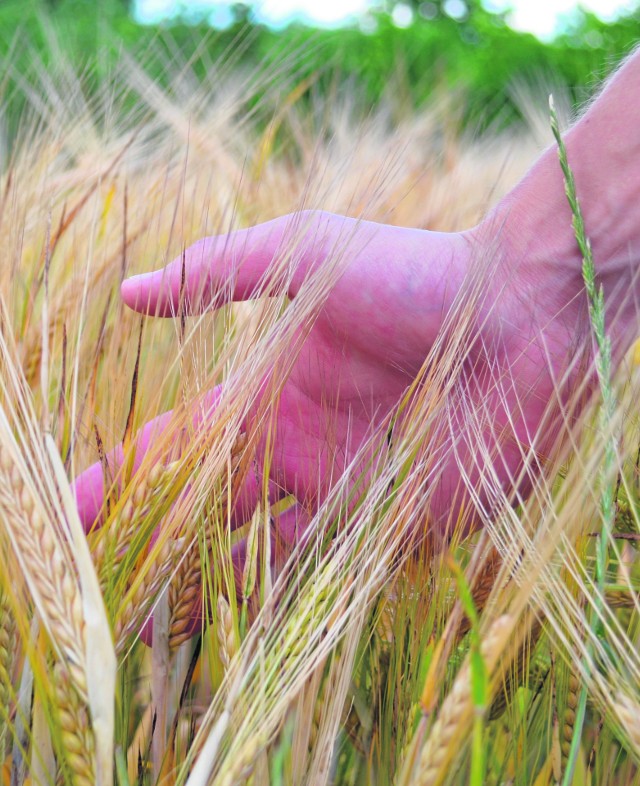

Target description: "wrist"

left=467, top=177, right=590, bottom=395
left=476, top=50, right=640, bottom=365
left=480, top=142, right=639, bottom=367
left=480, top=172, right=583, bottom=326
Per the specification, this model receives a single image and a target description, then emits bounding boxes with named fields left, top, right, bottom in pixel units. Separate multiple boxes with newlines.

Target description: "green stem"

left=470, top=710, right=486, bottom=786
left=550, top=95, right=616, bottom=782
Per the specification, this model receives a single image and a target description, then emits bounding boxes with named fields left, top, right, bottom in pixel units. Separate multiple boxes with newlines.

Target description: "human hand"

left=74, top=210, right=480, bottom=543
left=74, top=205, right=593, bottom=652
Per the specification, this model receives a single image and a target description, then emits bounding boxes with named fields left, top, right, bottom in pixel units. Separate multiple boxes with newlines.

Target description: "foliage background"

left=1, top=0, right=639, bottom=152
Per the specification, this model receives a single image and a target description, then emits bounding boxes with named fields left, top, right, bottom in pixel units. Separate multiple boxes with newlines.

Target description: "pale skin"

left=74, top=47, right=640, bottom=614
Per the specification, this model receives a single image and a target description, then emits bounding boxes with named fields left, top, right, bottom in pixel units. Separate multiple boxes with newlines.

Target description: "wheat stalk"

left=604, top=587, right=639, bottom=608
left=550, top=96, right=618, bottom=786
left=0, top=446, right=103, bottom=784
left=307, top=659, right=331, bottom=755
left=215, top=731, right=266, bottom=786
left=53, top=660, right=96, bottom=786
left=0, top=446, right=88, bottom=702
left=217, top=595, right=238, bottom=673
left=92, top=461, right=171, bottom=590
left=0, top=586, right=15, bottom=753
left=189, top=562, right=339, bottom=785
left=458, top=548, right=501, bottom=641
left=613, top=692, right=640, bottom=754
left=488, top=617, right=543, bottom=720
left=413, top=615, right=513, bottom=786
left=114, top=537, right=180, bottom=653
left=561, top=671, right=580, bottom=764
left=169, top=539, right=203, bottom=648
left=168, top=437, right=246, bottom=648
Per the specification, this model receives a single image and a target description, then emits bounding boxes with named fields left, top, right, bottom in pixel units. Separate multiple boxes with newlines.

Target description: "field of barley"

left=0, top=32, right=639, bottom=786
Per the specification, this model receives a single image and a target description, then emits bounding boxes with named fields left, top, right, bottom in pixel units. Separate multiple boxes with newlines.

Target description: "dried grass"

left=0, top=32, right=638, bottom=786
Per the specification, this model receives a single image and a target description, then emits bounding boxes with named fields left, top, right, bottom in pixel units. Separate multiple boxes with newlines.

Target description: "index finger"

left=120, top=210, right=335, bottom=318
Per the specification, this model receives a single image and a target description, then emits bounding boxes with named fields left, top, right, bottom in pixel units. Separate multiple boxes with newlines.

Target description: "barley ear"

left=45, top=434, right=116, bottom=786
left=412, top=615, right=513, bottom=786
left=215, top=596, right=235, bottom=672
left=0, top=586, right=15, bottom=754
left=613, top=692, right=640, bottom=755
left=53, top=660, right=96, bottom=786
left=169, top=537, right=203, bottom=649
left=114, top=537, right=181, bottom=653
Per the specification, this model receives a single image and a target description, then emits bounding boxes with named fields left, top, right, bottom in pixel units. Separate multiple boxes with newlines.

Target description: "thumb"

left=120, top=210, right=331, bottom=317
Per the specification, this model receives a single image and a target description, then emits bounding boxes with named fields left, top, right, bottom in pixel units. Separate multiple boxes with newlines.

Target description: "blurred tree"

left=0, top=0, right=639, bottom=150
left=40, top=0, right=134, bottom=9
left=231, top=3, right=254, bottom=23
left=381, top=0, right=508, bottom=24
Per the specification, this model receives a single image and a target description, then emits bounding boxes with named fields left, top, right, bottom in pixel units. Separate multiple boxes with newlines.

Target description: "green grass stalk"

left=549, top=95, right=617, bottom=786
